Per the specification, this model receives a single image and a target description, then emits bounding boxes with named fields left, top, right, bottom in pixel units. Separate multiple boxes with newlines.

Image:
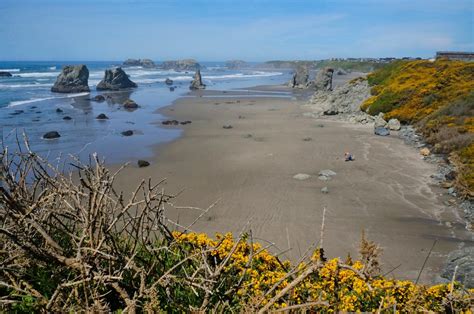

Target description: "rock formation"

left=307, top=67, right=334, bottom=91
left=225, top=60, right=248, bottom=69
left=43, top=131, right=61, bottom=139
left=374, top=113, right=387, bottom=128
left=442, top=246, right=474, bottom=288
left=51, top=65, right=90, bottom=93
left=305, top=77, right=371, bottom=116
left=165, top=78, right=173, bottom=85
left=123, top=58, right=155, bottom=68
left=387, top=118, right=401, bottom=130
left=189, top=70, right=206, bottom=90
left=288, top=66, right=309, bottom=88
left=161, top=59, right=201, bottom=71
left=96, top=68, right=137, bottom=90
left=123, top=99, right=139, bottom=110
left=0, top=71, right=13, bottom=77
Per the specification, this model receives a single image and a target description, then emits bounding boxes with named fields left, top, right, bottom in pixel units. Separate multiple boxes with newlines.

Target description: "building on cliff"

left=436, top=51, right=474, bottom=61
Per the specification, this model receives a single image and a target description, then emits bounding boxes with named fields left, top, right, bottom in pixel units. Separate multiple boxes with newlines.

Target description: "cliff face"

left=362, top=60, right=474, bottom=195
left=306, top=77, right=371, bottom=117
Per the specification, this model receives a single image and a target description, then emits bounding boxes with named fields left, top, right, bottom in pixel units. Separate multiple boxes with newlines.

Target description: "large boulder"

left=374, top=113, right=388, bottom=128
left=51, top=65, right=90, bottom=93
left=307, top=67, right=334, bottom=91
left=374, top=127, right=390, bottom=136
left=96, top=68, right=137, bottom=91
left=387, top=118, right=401, bottom=130
left=288, top=66, right=309, bottom=88
left=161, top=59, right=201, bottom=71
left=189, top=70, right=206, bottom=90
left=123, top=58, right=155, bottom=68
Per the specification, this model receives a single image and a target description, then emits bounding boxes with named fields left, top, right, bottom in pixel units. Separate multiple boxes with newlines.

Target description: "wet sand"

left=112, top=87, right=472, bottom=284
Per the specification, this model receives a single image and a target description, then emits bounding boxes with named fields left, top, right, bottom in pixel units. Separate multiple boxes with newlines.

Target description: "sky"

left=0, top=0, right=472, bottom=61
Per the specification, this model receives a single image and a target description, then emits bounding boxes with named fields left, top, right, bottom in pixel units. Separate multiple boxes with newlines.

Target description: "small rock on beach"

left=43, top=131, right=61, bottom=139
left=293, top=173, right=311, bottom=180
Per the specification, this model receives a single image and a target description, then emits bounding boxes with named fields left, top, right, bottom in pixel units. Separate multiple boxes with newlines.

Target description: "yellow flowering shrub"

left=362, top=60, right=474, bottom=195
left=171, top=231, right=473, bottom=312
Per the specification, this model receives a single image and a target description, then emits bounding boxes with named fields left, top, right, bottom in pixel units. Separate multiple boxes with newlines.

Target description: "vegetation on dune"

left=362, top=60, right=474, bottom=196
left=0, top=141, right=472, bottom=312
left=264, top=60, right=386, bottom=72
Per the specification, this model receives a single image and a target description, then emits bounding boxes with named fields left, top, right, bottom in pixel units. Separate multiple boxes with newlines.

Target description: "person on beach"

left=345, top=152, right=354, bottom=161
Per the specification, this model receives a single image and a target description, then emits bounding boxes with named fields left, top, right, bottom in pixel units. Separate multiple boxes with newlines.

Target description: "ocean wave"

left=49, top=66, right=57, bottom=70
left=0, top=68, right=21, bottom=72
left=19, top=72, right=60, bottom=78
left=0, top=83, right=51, bottom=88
left=7, top=92, right=90, bottom=108
left=8, top=97, right=57, bottom=107
left=202, top=71, right=282, bottom=80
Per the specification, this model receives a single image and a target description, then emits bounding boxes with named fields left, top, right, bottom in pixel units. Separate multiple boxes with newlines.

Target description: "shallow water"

left=0, top=61, right=291, bottom=164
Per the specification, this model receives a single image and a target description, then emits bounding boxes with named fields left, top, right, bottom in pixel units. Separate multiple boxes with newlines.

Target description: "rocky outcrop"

left=288, top=66, right=309, bottom=88
left=96, top=68, right=137, bottom=90
left=189, top=70, right=206, bottom=90
left=51, top=65, right=90, bottom=93
left=442, top=247, right=474, bottom=288
left=123, top=58, right=155, bottom=68
left=226, top=60, right=247, bottom=69
left=0, top=71, right=12, bottom=77
left=165, top=78, right=173, bottom=85
left=307, top=67, right=334, bottom=91
left=161, top=59, right=201, bottom=71
left=305, top=78, right=370, bottom=116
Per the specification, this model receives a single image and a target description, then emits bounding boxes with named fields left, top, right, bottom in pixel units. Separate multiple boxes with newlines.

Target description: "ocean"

left=0, top=61, right=291, bottom=164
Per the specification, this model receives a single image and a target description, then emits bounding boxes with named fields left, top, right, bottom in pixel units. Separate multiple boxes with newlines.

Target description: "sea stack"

left=123, top=58, right=155, bottom=68
left=189, top=70, right=206, bottom=90
left=51, top=65, right=90, bottom=93
left=308, top=67, right=334, bottom=91
left=96, top=68, right=137, bottom=90
left=288, top=66, right=309, bottom=88
left=162, top=59, right=201, bottom=71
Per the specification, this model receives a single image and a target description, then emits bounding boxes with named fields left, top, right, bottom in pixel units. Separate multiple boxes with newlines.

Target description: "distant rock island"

left=97, top=67, right=137, bottom=90
left=0, top=71, right=13, bottom=77
left=123, top=58, right=155, bottom=68
left=51, top=65, right=90, bottom=93
left=225, top=60, right=247, bottom=69
left=161, top=59, right=201, bottom=71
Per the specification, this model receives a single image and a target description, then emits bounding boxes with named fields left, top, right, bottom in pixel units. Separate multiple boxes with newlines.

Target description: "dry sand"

left=112, top=87, right=472, bottom=284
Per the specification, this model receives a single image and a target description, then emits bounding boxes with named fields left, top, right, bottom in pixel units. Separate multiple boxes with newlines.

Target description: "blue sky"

left=0, top=0, right=472, bottom=61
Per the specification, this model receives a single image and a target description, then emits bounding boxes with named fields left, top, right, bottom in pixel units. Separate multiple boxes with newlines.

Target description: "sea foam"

left=7, top=92, right=90, bottom=108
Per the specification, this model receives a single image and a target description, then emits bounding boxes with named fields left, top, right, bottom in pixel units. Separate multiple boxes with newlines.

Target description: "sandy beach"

left=112, top=85, right=472, bottom=284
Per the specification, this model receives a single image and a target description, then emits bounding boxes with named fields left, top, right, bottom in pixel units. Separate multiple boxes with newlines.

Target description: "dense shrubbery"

left=362, top=60, right=474, bottom=196
left=1, top=143, right=473, bottom=312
